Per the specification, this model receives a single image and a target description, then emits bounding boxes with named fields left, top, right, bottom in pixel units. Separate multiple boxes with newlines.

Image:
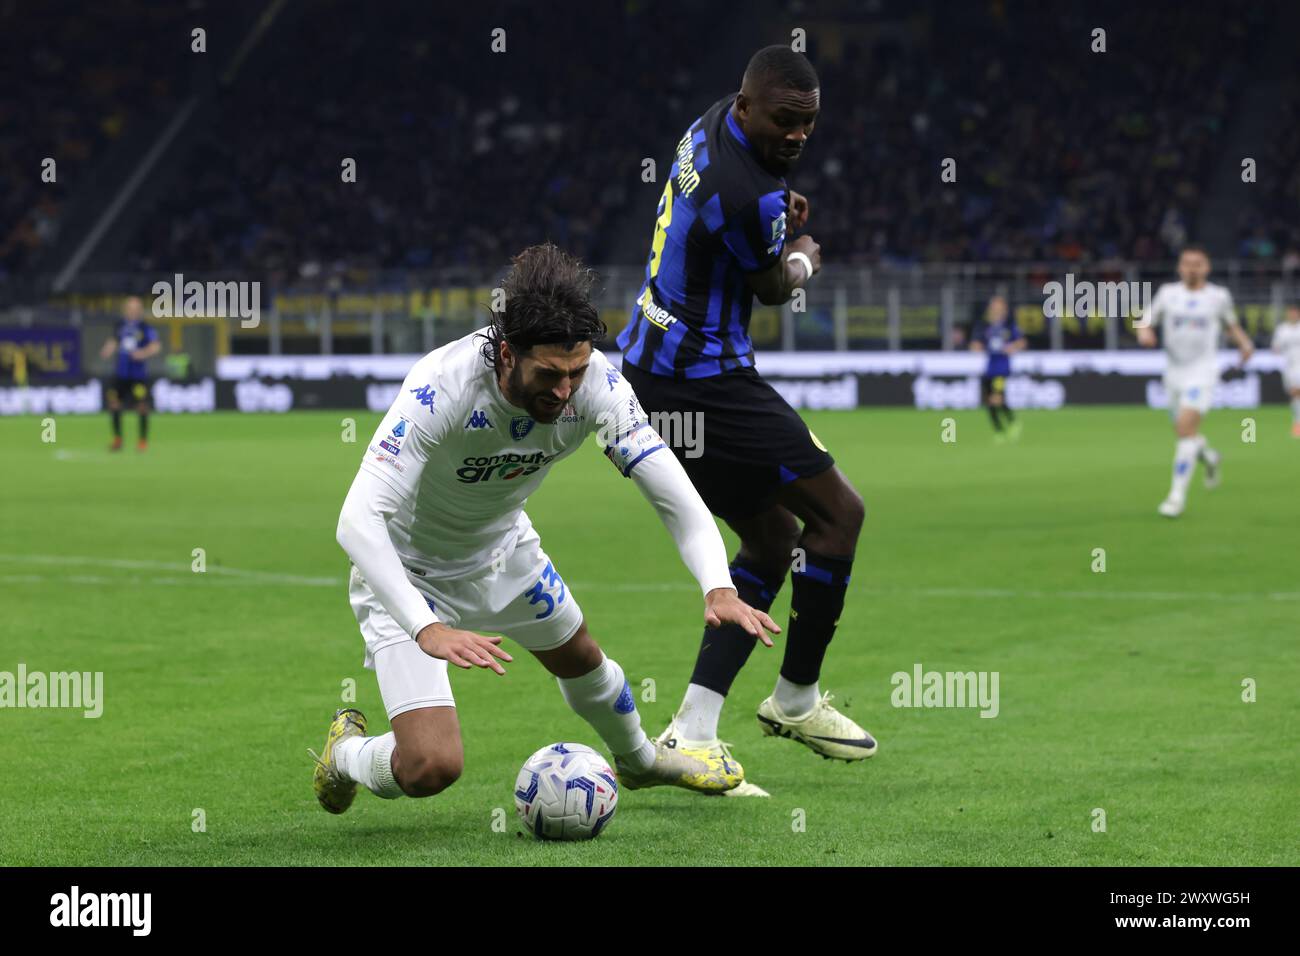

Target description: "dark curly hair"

left=478, top=243, right=607, bottom=371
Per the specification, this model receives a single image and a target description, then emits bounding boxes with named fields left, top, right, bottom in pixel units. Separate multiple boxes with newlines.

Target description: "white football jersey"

left=1271, top=321, right=1300, bottom=374
left=1143, top=281, right=1238, bottom=382
left=358, top=329, right=653, bottom=578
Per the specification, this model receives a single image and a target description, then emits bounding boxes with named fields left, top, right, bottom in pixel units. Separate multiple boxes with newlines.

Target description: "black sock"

left=1002, top=405, right=1015, bottom=423
left=987, top=404, right=1003, bottom=431
left=689, top=556, right=785, bottom=696
left=139, top=412, right=149, bottom=440
left=781, top=550, right=853, bottom=686
left=111, top=410, right=122, bottom=437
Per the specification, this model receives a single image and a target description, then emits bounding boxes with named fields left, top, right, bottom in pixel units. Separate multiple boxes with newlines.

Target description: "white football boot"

left=652, top=720, right=770, bottom=797
left=1157, top=494, right=1185, bottom=518
left=756, top=692, right=877, bottom=761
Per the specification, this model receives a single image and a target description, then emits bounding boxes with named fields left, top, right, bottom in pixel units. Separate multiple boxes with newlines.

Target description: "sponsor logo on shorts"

left=456, top=451, right=556, bottom=484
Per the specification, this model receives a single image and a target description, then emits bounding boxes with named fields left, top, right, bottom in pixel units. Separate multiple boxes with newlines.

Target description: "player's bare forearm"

left=749, top=235, right=821, bottom=305
left=1229, top=324, right=1255, bottom=362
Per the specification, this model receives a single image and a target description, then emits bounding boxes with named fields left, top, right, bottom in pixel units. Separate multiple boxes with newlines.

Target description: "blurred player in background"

left=314, top=244, right=778, bottom=816
left=1137, top=246, right=1254, bottom=517
left=618, top=45, right=875, bottom=797
left=1271, top=304, right=1300, bottom=437
left=969, top=294, right=1025, bottom=442
left=98, top=295, right=159, bottom=451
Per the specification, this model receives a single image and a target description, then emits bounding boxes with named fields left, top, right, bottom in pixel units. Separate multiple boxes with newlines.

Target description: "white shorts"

left=349, top=513, right=583, bottom=719
left=1284, top=367, right=1300, bottom=392
left=1164, top=378, right=1214, bottom=416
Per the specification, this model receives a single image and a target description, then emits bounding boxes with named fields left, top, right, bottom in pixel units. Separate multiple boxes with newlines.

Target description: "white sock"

left=773, top=675, right=819, bottom=719
left=1291, top=397, right=1300, bottom=423
left=557, top=657, right=654, bottom=771
left=335, top=732, right=403, bottom=799
left=1193, top=433, right=1217, bottom=463
left=675, top=684, right=725, bottom=743
left=1169, top=437, right=1198, bottom=500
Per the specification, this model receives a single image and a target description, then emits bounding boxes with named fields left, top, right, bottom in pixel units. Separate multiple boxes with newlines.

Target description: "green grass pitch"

left=1, top=406, right=1296, bottom=866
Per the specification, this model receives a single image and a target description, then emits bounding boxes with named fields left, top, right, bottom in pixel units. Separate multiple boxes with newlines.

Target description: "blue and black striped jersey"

left=114, top=318, right=157, bottom=379
left=617, top=94, right=789, bottom=379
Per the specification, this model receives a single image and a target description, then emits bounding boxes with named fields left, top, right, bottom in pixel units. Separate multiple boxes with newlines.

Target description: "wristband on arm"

left=788, top=251, right=813, bottom=282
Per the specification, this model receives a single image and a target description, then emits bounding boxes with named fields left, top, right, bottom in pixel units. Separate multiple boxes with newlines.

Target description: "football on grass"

left=514, top=742, right=618, bottom=841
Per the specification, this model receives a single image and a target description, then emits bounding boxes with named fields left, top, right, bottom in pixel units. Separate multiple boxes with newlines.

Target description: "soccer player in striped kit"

left=618, top=46, right=875, bottom=797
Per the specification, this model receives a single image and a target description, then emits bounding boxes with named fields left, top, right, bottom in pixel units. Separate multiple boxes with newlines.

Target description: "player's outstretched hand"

left=1136, top=325, right=1157, bottom=348
left=416, top=622, right=513, bottom=675
left=703, top=587, right=781, bottom=647
left=787, top=190, right=810, bottom=232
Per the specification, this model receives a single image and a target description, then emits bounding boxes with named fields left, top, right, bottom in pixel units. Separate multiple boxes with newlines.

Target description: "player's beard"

left=504, top=362, right=563, bottom=423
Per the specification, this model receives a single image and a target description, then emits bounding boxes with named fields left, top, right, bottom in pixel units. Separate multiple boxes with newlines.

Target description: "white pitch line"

left=0, top=573, right=299, bottom=588
left=570, top=581, right=1300, bottom=603
left=1, top=555, right=1293, bottom=602
left=868, top=586, right=1300, bottom=603
left=52, top=450, right=105, bottom=462
left=0, top=554, right=340, bottom=588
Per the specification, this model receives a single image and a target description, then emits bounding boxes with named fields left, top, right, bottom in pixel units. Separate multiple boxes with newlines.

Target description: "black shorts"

left=622, top=363, right=835, bottom=523
left=109, top=377, right=150, bottom=404
left=981, top=375, right=1006, bottom=401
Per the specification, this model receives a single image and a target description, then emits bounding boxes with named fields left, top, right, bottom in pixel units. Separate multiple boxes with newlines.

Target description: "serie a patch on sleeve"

left=369, top=415, right=413, bottom=472
left=378, top=416, right=410, bottom=457
left=604, top=422, right=666, bottom=477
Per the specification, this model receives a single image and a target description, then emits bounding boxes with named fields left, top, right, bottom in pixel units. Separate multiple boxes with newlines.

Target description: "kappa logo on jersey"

left=606, top=368, right=620, bottom=391
left=465, top=409, right=493, bottom=429
left=456, top=451, right=557, bottom=484
left=409, top=385, right=436, bottom=409
left=510, top=416, right=535, bottom=440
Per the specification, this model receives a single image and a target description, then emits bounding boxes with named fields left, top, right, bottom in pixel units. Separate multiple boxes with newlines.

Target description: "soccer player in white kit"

left=1137, top=246, right=1255, bottom=518
left=311, top=245, right=779, bottom=814
left=1270, top=304, right=1300, bottom=437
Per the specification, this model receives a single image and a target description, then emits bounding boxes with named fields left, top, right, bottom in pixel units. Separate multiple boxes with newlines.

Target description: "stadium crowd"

left=4, top=0, right=1283, bottom=283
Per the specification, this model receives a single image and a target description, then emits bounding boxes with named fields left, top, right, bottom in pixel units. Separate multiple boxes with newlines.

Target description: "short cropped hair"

left=743, top=45, right=818, bottom=94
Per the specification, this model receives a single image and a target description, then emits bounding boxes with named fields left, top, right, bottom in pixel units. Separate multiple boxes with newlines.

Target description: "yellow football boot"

left=615, top=738, right=743, bottom=794
left=309, top=708, right=368, bottom=814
